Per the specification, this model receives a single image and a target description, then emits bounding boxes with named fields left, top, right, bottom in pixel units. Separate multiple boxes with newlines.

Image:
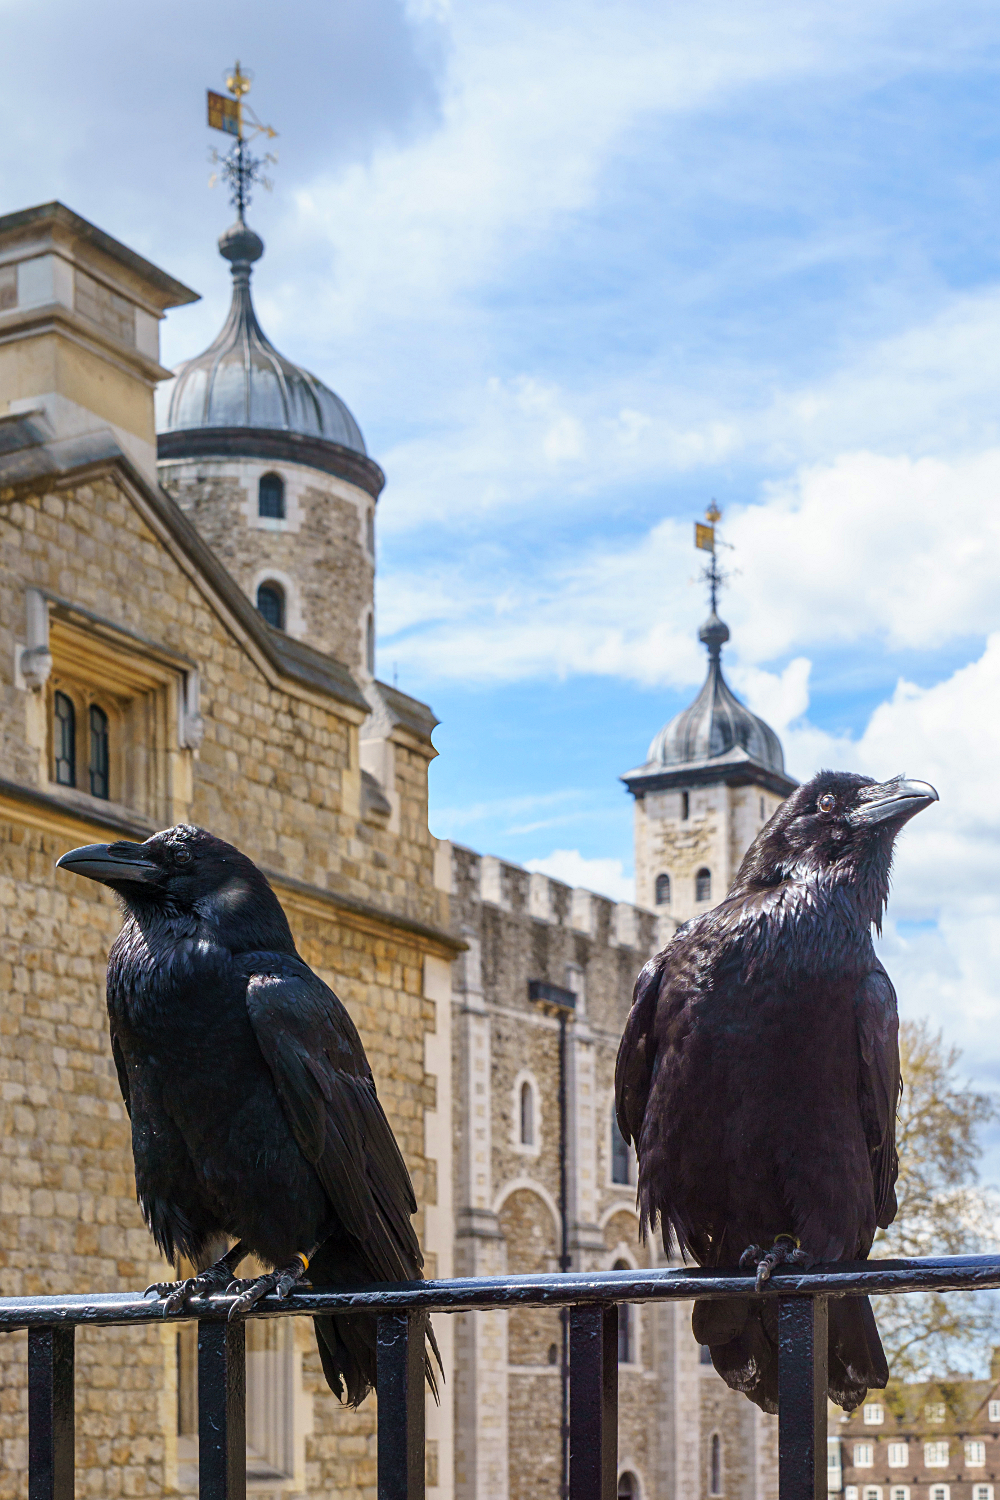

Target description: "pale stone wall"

left=160, top=458, right=374, bottom=673
left=634, top=783, right=785, bottom=927
left=0, top=465, right=452, bottom=1500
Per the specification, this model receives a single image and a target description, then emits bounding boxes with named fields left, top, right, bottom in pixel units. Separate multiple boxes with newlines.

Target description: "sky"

left=3, top=0, right=1000, bottom=1163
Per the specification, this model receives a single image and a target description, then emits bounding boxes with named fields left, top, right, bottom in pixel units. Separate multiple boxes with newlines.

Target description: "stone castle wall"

left=0, top=466, right=452, bottom=1500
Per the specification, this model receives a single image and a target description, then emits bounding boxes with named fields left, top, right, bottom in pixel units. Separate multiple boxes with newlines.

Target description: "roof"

left=622, top=608, right=798, bottom=799
left=0, top=201, right=199, bottom=311
left=158, top=219, right=371, bottom=468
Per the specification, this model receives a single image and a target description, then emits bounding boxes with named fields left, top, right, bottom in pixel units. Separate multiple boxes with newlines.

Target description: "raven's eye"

left=817, top=794, right=836, bottom=814
left=174, top=848, right=192, bottom=866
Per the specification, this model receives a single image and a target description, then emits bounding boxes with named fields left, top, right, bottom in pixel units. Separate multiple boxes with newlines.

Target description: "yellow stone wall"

left=0, top=466, right=452, bottom=1499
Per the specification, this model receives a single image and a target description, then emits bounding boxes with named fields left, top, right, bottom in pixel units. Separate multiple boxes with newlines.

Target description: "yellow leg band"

left=298, top=1253, right=310, bottom=1272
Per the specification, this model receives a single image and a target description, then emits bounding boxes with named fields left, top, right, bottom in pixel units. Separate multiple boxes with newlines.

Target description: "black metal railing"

left=7, top=1253, right=1000, bottom=1500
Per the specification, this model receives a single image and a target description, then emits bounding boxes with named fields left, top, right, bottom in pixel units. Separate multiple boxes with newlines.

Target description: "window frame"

left=53, top=689, right=76, bottom=787
left=966, top=1442, right=987, bottom=1468
left=256, top=580, right=285, bottom=631
left=887, top=1443, right=909, bottom=1469
left=924, top=1442, right=950, bottom=1469
left=853, top=1444, right=875, bottom=1468
left=654, top=872, right=671, bottom=906
left=257, top=471, right=285, bottom=520
left=695, top=867, right=712, bottom=903
left=710, top=1432, right=722, bottom=1496
left=989, top=1401, right=1000, bottom=1422
left=610, top=1101, right=632, bottom=1186
left=88, top=702, right=110, bottom=800
left=863, top=1404, right=885, bottom=1425
left=511, top=1071, right=541, bottom=1157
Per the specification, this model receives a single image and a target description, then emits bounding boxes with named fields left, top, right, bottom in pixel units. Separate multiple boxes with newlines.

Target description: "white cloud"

left=525, top=849, right=635, bottom=904
left=379, top=446, right=1000, bottom=688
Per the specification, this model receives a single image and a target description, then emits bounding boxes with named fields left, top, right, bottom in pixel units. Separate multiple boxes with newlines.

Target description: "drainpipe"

left=528, top=980, right=577, bottom=1500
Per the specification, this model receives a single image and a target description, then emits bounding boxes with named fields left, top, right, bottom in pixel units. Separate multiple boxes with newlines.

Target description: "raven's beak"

left=850, top=778, right=939, bottom=828
left=56, top=842, right=162, bottom=886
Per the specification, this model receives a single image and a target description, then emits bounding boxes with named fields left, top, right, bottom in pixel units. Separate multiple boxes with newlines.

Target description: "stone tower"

left=156, top=218, right=384, bottom=676
left=622, top=605, right=797, bottom=928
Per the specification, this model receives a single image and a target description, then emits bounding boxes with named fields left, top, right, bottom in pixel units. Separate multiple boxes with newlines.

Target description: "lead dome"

left=158, top=220, right=366, bottom=455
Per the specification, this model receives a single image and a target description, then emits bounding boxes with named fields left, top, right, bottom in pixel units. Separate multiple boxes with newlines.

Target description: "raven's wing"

left=110, top=1032, right=132, bottom=1119
left=244, top=956, right=423, bottom=1278
left=614, top=954, right=664, bottom=1148
left=855, top=965, right=901, bottom=1231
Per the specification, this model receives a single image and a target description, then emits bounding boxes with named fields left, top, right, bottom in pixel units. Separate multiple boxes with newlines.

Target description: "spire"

left=694, top=501, right=731, bottom=664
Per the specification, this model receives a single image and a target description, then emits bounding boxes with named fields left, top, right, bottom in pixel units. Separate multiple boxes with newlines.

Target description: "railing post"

left=377, top=1310, right=427, bottom=1500
left=569, top=1303, right=618, bottom=1500
left=28, top=1326, right=74, bottom=1500
left=198, top=1319, right=246, bottom=1500
left=778, top=1295, right=828, bottom=1500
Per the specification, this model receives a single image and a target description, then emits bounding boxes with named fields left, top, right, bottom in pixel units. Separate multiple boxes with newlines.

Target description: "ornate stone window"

left=710, top=1433, right=723, bottom=1495
left=23, top=588, right=201, bottom=826
left=258, top=471, right=285, bottom=519
left=256, top=581, right=285, bottom=630
left=696, top=867, right=712, bottom=903
left=654, top=872, right=671, bottom=906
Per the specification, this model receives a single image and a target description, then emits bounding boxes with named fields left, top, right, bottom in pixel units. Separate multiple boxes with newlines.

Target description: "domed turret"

left=157, top=218, right=383, bottom=675
left=159, top=221, right=367, bottom=455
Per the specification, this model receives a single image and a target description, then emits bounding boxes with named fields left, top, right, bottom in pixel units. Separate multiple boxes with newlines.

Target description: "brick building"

left=832, top=1365, right=1000, bottom=1500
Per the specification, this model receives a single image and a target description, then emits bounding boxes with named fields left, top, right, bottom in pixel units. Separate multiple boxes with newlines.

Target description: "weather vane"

left=693, top=500, right=730, bottom=614
left=206, top=62, right=278, bottom=222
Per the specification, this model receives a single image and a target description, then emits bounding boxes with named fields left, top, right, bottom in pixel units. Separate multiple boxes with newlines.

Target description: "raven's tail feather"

left=693, top=1292, right=888, bottom=1415
left=308, top=1245, right=443, bottom=1409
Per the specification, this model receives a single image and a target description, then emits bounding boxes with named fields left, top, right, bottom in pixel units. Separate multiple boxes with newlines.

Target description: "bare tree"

left=873, top=1018, right=998, bottom=1379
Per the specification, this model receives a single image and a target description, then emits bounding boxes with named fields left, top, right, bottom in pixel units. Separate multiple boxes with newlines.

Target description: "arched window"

left=614, top=1260, right=632, bottom=1363
left=611, top=1105, right=630, bottom=1185
left=89, top=705, right=109, bottom=799
left=654, top=873, right=671, bottom=906
left=256, top=582, right=285, bottom=630
left=710, top=1433, right=722, bottom=1495
left=696, top=867, right=711, bottom=903
left=618, top=1474, right=638, bottom=1500
left=366, top=613, right=375, bottom=674
left=53, top=692, right=75, bottom=786
left=258, top=472, right=284, bottom=519
left=519, top=1081, right=534, bottom=1147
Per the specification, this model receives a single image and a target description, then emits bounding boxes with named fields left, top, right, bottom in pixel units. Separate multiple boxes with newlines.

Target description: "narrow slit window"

left=89, top=705, right=109, bottom=799
left=366, top=613, right=375, bottom=674
left=655, top=873, right=671, bottom=906
left=611, top=1105, right=630, bottom=1185
left=519, top=1081, right=534, bottom=1146
left=614, top=1260, right=632, bottom=1363
left=53, top=692, right=76, bottom=786
left=696, top=867, right=712, bottom=903
left=618, top=1476, right=637, bottom=1500
left=710, top=1433, right=722, bottom=1496
left=256, top=582, right=285, bottom=631
left=681, top=791, right=689, bottom=820
left=258, top=472, right=284, bottom=519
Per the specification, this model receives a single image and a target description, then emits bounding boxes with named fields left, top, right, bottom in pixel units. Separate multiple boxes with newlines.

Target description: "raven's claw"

left=226, top=1255, right=310, bottom=1322
left=742, top=1236, right=811, bottom=1293
left=145, top=1242, right=249, bottom=1315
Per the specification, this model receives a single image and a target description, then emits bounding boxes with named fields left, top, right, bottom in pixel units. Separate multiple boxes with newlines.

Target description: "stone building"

left=0, top=190, right=801, bottom=1500
left=445, top=603, right=797, bottom=1500
left=832, top=1363, right=1000, bottom=1500
left=0, top=200, right=459, bottom=1500
left=622, top=606, right=796, bottom=926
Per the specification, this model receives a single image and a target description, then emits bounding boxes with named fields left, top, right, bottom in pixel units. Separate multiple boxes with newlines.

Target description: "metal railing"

left=7, top=1253, right=1000, bottom=1500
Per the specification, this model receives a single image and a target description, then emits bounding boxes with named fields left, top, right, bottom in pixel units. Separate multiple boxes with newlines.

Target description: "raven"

left=614, top=771, right=938, bottom=1413
left=56, top=824, right=438, bottom=1406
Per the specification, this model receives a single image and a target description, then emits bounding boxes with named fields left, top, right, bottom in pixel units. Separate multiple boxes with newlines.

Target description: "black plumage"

left=614, top=771, right=938, bottom=1413
left=56, top=825, right=439, bottom=1407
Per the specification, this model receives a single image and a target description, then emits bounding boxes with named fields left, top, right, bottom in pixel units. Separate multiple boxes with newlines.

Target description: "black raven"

left=56, top=824, right=438, bottom=1406
left=614, top=771, right=938, bottom=1413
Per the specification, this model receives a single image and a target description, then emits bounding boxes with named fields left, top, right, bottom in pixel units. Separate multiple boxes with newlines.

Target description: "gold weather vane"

left=694, top=501, right=730, bottom=613
left=206, top=61, right=279, bottom=221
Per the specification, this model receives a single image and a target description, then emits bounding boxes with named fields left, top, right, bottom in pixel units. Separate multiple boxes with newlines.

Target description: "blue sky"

left=4, top=0, right=1000, bottom=1160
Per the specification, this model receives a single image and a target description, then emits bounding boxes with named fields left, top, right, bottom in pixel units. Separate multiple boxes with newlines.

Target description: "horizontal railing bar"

left=2, top=1253, right=1000, bottom=1328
